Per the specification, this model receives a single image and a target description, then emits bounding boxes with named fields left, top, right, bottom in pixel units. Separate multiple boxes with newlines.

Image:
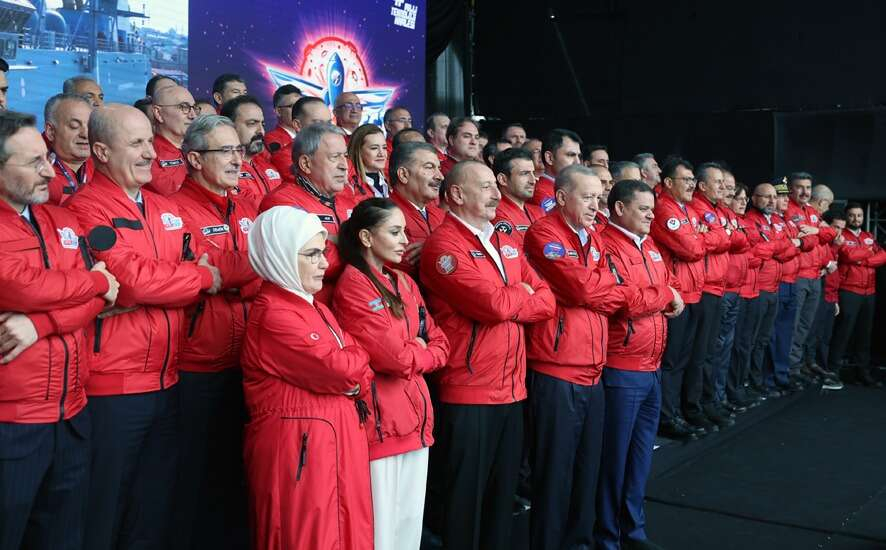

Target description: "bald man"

left=148, top=85, right=198, bottom=195
left=333, top=92, right=363, bottom=136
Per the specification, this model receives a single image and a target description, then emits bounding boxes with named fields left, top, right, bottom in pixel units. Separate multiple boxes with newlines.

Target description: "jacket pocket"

left=465, top=322, right=479, bottom=373
left=186, top=300, right=206, bottom=338
left=553, top=315, right=565, bottom=352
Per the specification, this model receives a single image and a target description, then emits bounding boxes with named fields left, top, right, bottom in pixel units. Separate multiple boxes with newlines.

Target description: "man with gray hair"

left=633, top=153, right=661, bottom=190
left=65, top=103, right=222, bottom=550
left=62, top=75, right=104, bottom=107
left=170, top=114, right=259, bottom=549
left=259, top=122, right=350, bottom=303
left=43, top=93, right=94, bottom=204
left=147, top=85, right=198, bottom=195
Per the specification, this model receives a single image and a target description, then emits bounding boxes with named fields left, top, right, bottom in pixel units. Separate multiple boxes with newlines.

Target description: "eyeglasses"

left=391, top=117, right=412, bottom=124
left=734, top=196, right=749, bottom=203
left=336, top=102, right=364, bottom=111
left=5, top=152, right=56, bottom=173
left=155, top=102, right=200, bottom=115
left=193, top=145, right=246, bottom=158
left=672, top=176, right=696, bottom=184
left=298, top=248, right=329, bottom=264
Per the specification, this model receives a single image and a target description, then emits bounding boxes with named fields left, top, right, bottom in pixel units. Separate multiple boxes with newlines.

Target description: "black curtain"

left=426, top=0, right=465, bottom=63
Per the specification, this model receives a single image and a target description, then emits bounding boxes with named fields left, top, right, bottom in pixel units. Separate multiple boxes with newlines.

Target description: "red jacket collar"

left=180, top=177, right=230, bottom=214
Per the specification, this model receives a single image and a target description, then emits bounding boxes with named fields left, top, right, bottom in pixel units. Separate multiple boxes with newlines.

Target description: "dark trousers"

left=0, top=411, right=90, bottom=550
left=728, top=296, right=764, bottom=400
left=438, top=401, right=523, bottom=550
left=594, top=368, right=661, bottom=550
left=768, top=282, right=798, bottom=386
left=660, top=300, right=701, bottom=422
left=713, top=292, right=741, bottom=402
left=828, top=290, right=876, bottom=375
left=789, top=277, right=821, bottom=371
left=751, top=291, right=778, bottom=389
left=529, top=372, right=604, bottom=550
left=173, top=370, right=248, bottom=550
left=809, top=298, right=837, bottom=371
left=85, top=387, right=180, bottom=550
left=687, top=292, right=723, bottom=413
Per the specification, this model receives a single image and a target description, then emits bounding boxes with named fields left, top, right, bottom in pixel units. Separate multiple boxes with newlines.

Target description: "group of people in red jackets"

left=1, top=67, right=884, bottom=550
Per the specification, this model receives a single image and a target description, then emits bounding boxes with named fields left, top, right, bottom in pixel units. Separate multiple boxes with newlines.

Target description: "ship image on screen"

left=263, top=36, right=395, bottom=127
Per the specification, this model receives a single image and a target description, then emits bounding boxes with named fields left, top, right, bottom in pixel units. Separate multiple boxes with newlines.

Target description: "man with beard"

left=633, top=153, right=661, bottom=191
left=0, top=110, right=118, bottom=550
left=531, top=129, right=582, bottom=214
left=502, top=123, right=527, bottom=147
left=828, top=203, right=886, bottom=386
left=147, top=85, right=198, bottom=195
left=333, top=92, right=363, bottom=137
left=221, top=95, right=282, bottom=202
left=491, top=147, right=542, bottom=249
left=43, top=93, right=94, bottom=204
left=440, top=117, right=480, bottom=176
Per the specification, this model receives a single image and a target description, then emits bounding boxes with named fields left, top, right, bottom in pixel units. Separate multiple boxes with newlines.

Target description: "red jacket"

left=529, top=173, right=557, bottom=213
left=146, top=133, right=187, bottom=196
left=688, top=193, right=733, bottom=296
left=837, top=229, right=886, bottom=296
left=524, top=212, right=673, bottom=385
left=170, top=179, right=261, bottom=372
left=773, top=213, right=809, bottom=283
left=440, top=153, right=458, bottom=177
left=265, top=126, right=295, bottom=185
left=599, top=224, right=675, bottom=372
left=47, top=157, right=93, bottom=205
left=265, top=125, right=293, bottom=155
left=785, top=199, right=836, bottom=279
left=824, top=245, right=841, bottom=303
left=65, top=171, right=215, bottom=395
left=333, top=265, right=449, bottom=460
left=723, top=207, right=751, bottom=294
left=743, top=208, right=796, bottom=293
left=419, top=214, right=555, bottom=405
left=238, top=151, right=284, bottom=203
left=0, top=201, right=108, bottom=423
left=241, top=283, right=373, bottom=550
left=259, top=177, right=354, bottom=304
left=493, top=193, right=544, bottom=249
left=650, top=192, right=706, bottom=304
left=389, top=190, right=445, bottom=279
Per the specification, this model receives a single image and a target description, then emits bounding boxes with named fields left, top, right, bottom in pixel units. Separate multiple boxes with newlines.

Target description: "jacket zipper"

left=639, top=250, right=661, bottom=359
left=418, top=380, right=428, bottom=447
left=187, top=301, right=206, bottom=338
left=58, top=339, right=70, bottom=420
left=465, top=322, right=478, bottom=373
left=370, top=380, right=384, bottom=442
left=553, top=315, right=564, bottom=351
left=623, top=319, right=635, bottom=346
left=296, top=432, right=308, bottom=481
left=140, top=201, right=171, bottom=389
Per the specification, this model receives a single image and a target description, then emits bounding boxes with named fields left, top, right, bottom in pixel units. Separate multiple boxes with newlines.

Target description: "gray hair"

left=62, top=75, right=98, bottom=94
left=182, top=114, right=235, bottom=157
left=291, top=122, right=345, bottom=165
left=389, top=141, right=439, bottom=184
left=555, top=164, right=596, bottom=193
left=811, top=184, right=834, bottom=202
left=0, top=111, right=36, bottom=165
left=43, top=93, right=91, bottom=127
left=632, top=153, right=655, bottom=169
left=610, top=160, right=641, bottom=181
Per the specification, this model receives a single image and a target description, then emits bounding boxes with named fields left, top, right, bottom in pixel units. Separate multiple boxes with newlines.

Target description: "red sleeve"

left=799, top=234, right=817, bottom=251
left=0, top=255, right=108, bottom=311
left=818, top=226, right=837, bottom=244
left=650, top=204, right=705, bottom=261
left=701, top=227, right=730, bottom=253
left=332, top=273, right=449, bottom=379
left=257, top=306, right=371, bottom=395
left=838, top=243, right=873, bottom=264
left=729, top=229, right=750, bottom=253
left=147, top=161, right=186, bottom=196
left=745, top=225, right=780, bottom=260
left=514, top=254, right=556, bottom=323
left=602, top=247, right=673, bottom=318
left=28, top=297, right=105, bottom=339
left=864, top=248, right=886, bottom=268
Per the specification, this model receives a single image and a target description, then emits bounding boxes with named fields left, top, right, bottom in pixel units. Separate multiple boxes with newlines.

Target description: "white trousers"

left=370, top=447, right=429, bottom=550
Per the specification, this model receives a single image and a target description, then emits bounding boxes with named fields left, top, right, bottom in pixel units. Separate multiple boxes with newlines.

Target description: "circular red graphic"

left=436, top=254, right=457, bottom=275
left=299, top=37, right=369, bottom=89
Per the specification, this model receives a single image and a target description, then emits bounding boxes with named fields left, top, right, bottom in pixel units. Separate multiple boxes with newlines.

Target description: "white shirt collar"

left=608, top=220, right=647, bottom=250
left=450, top=211, right=495, bottom=241
left=283, top=126, right=296, bottom=138
left=20, top=205, right=31, bottom=220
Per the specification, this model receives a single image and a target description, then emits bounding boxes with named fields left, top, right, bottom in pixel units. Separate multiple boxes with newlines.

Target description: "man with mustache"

left=147, top=85, right=198, bottom=195
left=492, top=148, right=543, bottom=249
left=65, top=104, right=223, bottom=550
left=420, top=160, right=555, bottom=550
left=221, top=95, right=282, bottom=202
left=440, top=117, right=480, bottom=177
left=43, top=93, right=94, bottom=204
left=0, top=110, right=119, bottom=550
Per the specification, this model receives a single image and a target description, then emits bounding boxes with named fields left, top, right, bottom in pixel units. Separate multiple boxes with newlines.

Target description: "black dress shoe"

left=685, top=412, right=718, bottom=433
left=675, top=415, right=706, bottom=436
left=764, top=387, right=782, bottom=398
left=858, top=371, right=884, bottom=388
left=622, top=537, right=667, bottom=550
left=704, top=407, right=735, bottom=428
left=722, top=400, right=747, bottom=414
left=658, top=418, right=697, bottom=440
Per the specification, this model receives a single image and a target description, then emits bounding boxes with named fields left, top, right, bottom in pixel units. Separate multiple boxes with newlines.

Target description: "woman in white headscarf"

left=241, top=206, right=375, bottom=550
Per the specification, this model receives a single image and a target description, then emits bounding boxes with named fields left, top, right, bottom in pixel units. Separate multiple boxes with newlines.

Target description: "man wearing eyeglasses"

left=170, top=114, right=260, bottom=550
left=333, top=92, right=364, bottom=137
left=147, top=85, right=198, bottom=195
left=221, top=95, right=283, bottom=202
left=0, top=110, right=119, bottom=550
left=43, top=93, right=95, bottom=204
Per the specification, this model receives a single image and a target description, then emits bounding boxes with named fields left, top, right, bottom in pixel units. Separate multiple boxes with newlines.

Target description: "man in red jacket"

left=492, top=147, right=543, bottom=248
left=828, top=203, right=886, bottom=386
left=388, top=141, right=445, bottom=278
left=43, top=93, right=94, bottom=204
left=595, top=179, right=683, bottom=550
left=530, top=128, right=582, bottom=213
left=425, top=111, right=450, bottom=158
left=260, top=122, right=351, bottom=304
left=524, top=168, right=679, bottom=549
left=219, top=95, right=283, bottom=202
left=809, top=210, right=844, bottom=390
left=439, top=117, right=480, bottom=176
left=65, top=104, right=223, bottom=550
left=264, top=84, right=301, bottom=159
left=269, top=96, right=333, bottom=181
left=171, top=114, right=261, bottom=550
left=146, top=85, right=197, bottom=195
left=0, top=111, right=119, bottom=550
left=420, top=160, right=555, bottom=550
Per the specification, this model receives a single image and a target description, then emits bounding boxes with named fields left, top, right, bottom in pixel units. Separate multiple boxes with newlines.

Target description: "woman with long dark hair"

left=346, top=124, right=390, bottom=203
left=241, top=206, right=375, bottom=550
left=333, top=198, right=450, bottom=550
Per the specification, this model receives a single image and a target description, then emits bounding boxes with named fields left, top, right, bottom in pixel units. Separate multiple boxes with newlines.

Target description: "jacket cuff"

left=198, top=266, right=215, bottom=290
left=89, top=271, right=110, bottom=297
left=28, top=313, right=55, bottom=339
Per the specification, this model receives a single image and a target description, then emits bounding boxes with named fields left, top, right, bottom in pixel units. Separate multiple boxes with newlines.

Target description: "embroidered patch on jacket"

left=368, top=297, right=385, bottom=312
left=543, top=242, right=565, bottom=259
left=666, top=217, right=680, bottom=230
left=469, top=250, right=486, bottom=258
left=57, top=227, right=79, bottom=249
left=704, top=211, right=716, bottom=224
left=590, top=246, right=601, bottom=262
left=541, top=197, right=556, bottom=212
left=239, top=171, right=253, bottom=179
left=158, top=158, right=183, bottom=168
left=160, top=212, right=183, bottom=231
left=436, top=254, right=457, bottom=275
left=265, top=168, right=281, bottom=180
left=494, top=221, right=513, bottom=235
left=649, top=250, right=663, bottom=262
left=201, top=224, right=230, bottom=236
left=239, top=218, right=253, bottom=234
left=500, top=245, right=519, bottom=259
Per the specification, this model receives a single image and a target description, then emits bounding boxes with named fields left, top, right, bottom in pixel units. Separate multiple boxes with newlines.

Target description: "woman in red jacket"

left=347, top=124, right=390, bottom=202
left=241, top=205, right=375, bottom=550
left=333, top=198, right=450, bottom=550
